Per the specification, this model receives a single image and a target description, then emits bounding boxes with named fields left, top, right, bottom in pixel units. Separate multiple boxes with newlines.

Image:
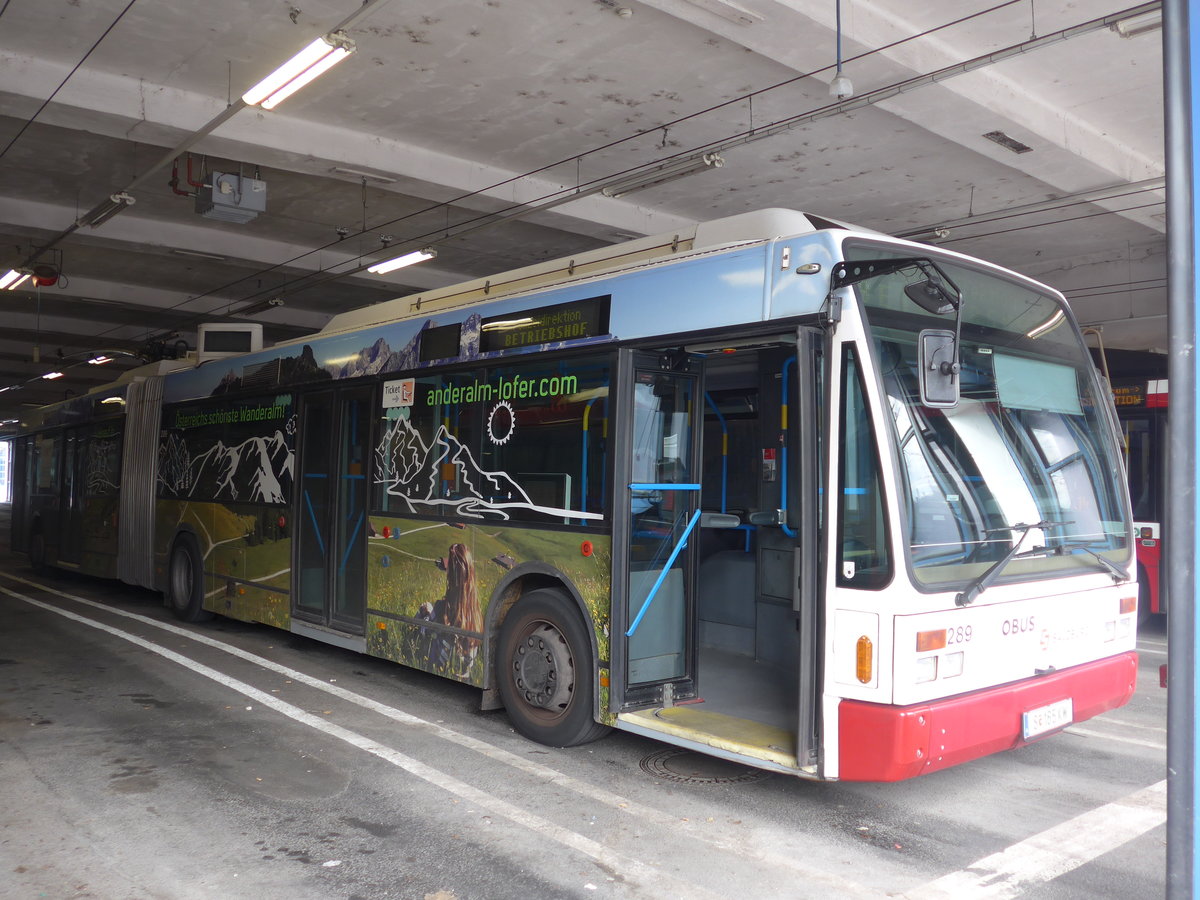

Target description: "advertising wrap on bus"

left=8, top=209, right=1137, bottom=782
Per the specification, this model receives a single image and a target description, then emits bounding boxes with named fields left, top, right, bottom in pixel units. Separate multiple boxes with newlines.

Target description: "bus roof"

left=318, top=208, right=860, bottom=339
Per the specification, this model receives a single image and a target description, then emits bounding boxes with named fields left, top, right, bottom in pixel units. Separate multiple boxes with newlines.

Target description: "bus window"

left=480, top=356, right=611, bottom=523
left=838, top=347, right=891, bottom=589
left=34, top=433, right=58, bottom=494
left=373, top=370, right=481, bottom=517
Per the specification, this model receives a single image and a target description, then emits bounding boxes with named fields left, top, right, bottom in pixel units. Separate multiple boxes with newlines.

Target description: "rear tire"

left=167, top=535, right=212, bottom=622
left=497, top=589, right=609, bottom=747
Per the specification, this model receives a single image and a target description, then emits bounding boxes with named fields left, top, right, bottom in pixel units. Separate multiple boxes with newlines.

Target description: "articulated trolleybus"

left=11, top=209, right=1137, bottom=781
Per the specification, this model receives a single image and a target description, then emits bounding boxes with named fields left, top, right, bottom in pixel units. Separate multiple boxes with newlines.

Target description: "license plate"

left=1022, top=698, right=1073, bottom=740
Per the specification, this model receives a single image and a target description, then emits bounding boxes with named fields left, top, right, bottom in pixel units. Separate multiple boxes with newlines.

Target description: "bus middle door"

left=613, top=350, right=703, bottom=710
left=57, top=427, right=86, bottom=566
left=293, top=386, right=373, bottom=635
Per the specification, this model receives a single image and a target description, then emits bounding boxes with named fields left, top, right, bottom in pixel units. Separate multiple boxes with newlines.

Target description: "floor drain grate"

left=639, top=748, right=769, bottom=785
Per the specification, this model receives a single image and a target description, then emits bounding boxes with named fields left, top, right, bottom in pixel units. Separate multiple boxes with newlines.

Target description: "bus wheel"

left=497, top=590, right=609, bottom=747
left=167, top=536, right=211, bottom=623
left=28, top=528, right=49, bottom=575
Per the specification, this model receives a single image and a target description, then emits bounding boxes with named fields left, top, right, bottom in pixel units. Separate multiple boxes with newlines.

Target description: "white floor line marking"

left=1087, top=714, right=1166, bottom=734
left=1, top=585, right=725, bottom=900
left=0, top=572, right=880, bottom=898
left=1136, top=647, right=1169, bottom=657
left=903, top=779, right=1166, bottom=900
left=1062, top=726, right=1166, bottom=750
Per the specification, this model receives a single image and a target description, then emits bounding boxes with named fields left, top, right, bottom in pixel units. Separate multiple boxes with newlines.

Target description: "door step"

left=618, top=707, right=798, bottom=770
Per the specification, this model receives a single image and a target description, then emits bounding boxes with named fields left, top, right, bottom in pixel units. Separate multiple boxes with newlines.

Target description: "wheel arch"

left=482, top=562, right=601, bottom=697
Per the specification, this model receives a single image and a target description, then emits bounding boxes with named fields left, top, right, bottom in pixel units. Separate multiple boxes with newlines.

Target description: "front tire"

left=167, top=535, right=212, bottom=622
left=497, top=589, right=609, bottom=747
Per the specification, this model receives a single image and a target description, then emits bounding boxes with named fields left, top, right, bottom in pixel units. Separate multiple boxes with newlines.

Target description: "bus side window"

left=34, top=433, right=59, bottom=494
left=837, top=347, right=891, bottom=589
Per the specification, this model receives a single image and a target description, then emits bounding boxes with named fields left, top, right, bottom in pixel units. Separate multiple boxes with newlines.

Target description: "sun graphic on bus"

left=487, top=399, right=516, bottom=445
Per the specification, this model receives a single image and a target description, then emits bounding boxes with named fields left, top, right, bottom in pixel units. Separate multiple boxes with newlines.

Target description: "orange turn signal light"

left=1120, top=595, right=1137, bottom=615
left=856, top=635, right=873, bottom=684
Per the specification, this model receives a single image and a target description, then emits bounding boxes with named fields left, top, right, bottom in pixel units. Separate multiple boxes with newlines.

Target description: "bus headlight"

left=915, top=656, right=938, bottom=683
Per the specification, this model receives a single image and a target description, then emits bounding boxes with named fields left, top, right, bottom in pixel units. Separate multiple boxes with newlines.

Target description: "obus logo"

left=1001, top=615, right=1035, bottom=636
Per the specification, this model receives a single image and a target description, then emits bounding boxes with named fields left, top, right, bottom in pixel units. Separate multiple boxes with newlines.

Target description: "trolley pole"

left=1164, top=1, right=1198, bottom=896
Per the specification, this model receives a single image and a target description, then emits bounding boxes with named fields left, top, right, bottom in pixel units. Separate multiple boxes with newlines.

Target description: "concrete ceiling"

left=0, top=0, right=1166, bottom=422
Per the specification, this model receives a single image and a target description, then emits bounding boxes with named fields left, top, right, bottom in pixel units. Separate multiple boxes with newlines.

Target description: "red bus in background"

left=1112, top=378, right=1167, bottom=622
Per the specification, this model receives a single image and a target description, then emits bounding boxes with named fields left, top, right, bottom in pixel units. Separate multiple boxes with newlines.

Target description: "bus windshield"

left=849, top=243, right=1130, bottom=590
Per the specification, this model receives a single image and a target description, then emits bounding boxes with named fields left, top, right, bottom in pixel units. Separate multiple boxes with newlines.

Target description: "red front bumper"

left=837, top=651, right=1139, bottom=782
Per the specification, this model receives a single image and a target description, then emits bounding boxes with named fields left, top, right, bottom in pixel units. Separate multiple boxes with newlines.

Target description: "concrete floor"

left=0, top=504, right=1169, bottom=899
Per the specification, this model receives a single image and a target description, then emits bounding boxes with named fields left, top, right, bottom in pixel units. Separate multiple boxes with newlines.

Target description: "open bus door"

left=612, top=349, right=704, bottom=710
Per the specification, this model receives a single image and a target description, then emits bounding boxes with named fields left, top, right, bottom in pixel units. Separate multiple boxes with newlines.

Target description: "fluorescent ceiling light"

left=601, top=153, right=725, bottom=199
left=172, top=248, right=227, bottom=262
left=0, top=269, right=30, bottom=290
left=243, top=31, right=356, bottom=109
left=1111, top=11, right=1162, bottom=38
left=331, top=166, right=398, bottom=184
left=982, top=130, right=1033, bottom=154
left=88, top=355, right=114, bottom=365
left=42, top=371, right=64, bottom=380
left=100, top=396, right=126, bottom=405
left=679, top=0, right=762, bottom=26
left=79, top=191, right=135, bottom=228
left=367, top=248, right=437, bottom=275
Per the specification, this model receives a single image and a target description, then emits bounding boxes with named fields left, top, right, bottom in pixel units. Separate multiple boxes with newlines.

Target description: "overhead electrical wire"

left=140, top=0, right=1160, bottom=335
left=75, top=0, right=1041, bottom=343
left=5, top=1, right=1161, bottom=364
left=0, top=0, right=141, bottom=161
left=932, top=201, right=1164, bottom=245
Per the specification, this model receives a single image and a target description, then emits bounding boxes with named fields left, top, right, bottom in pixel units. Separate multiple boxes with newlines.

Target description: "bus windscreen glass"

left=850, top=243, right=1131, bottom=589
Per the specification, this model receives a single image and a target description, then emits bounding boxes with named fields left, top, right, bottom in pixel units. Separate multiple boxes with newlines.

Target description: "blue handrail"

left=626, top=506, right=703, bottom=637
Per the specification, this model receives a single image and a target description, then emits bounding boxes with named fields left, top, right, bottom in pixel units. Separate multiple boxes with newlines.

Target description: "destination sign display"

left=479, top=295, right=610, bottom=353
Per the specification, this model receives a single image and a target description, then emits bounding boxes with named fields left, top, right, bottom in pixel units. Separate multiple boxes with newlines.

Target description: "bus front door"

left=294, top=386, right=373, bottom=633
left=614, top=351, right=703, bottom=709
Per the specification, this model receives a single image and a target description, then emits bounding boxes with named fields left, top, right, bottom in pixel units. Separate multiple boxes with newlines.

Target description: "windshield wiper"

left=956, top=520, right=1072, bottom=607
left=1048, top=542, right=1128, bottom=583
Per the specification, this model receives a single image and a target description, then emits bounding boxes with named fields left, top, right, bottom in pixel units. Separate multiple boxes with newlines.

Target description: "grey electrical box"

left=195, top=172, right=267, bottom=224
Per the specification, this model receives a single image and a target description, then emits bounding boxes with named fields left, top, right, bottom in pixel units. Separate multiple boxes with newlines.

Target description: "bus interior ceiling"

left=695, top=340, right=799, bottom=733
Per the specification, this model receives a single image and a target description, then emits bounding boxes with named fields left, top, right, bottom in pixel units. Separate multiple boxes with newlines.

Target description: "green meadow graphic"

left=365, top=517, right=612, bottom=687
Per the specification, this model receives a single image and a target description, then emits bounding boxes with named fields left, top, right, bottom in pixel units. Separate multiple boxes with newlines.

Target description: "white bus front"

left=827, top=243, right=1137, bottom=781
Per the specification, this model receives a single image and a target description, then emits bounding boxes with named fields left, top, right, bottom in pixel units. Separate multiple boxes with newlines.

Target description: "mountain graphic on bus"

left=158, top=427, right=294, bottom=503
left=375, top=415, right=536, bottom=519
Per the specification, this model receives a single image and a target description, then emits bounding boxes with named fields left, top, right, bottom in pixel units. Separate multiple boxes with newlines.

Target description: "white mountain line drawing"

left=86, top=436, right=121, bottom=494
left=159, top=417, right=295, bottom=503
left=374, top=415, right=601, bottom=521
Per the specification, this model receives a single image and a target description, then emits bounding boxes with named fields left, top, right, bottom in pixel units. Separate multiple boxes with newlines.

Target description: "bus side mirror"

left=919, top=329, right=959, bottom=408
